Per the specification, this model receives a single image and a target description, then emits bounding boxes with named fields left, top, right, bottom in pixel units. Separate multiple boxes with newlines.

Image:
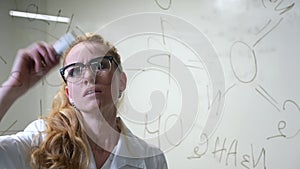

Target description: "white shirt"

left=0, top=119, right=168, bottom=169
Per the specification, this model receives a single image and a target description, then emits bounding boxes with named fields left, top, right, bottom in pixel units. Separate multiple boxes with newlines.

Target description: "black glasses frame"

left=59, top=56, right=120, bottom=83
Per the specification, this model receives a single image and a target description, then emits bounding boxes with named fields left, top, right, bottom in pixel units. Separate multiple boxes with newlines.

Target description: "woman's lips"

left=84, top=87, right=103, bottom=97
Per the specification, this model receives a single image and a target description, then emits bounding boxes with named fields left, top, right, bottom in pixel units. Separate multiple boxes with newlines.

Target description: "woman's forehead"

left=65, top=42, right=108, bottom=64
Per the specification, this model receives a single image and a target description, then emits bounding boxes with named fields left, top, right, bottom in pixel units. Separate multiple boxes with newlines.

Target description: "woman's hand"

left=0, top=42, right=60, bottom=120
left=8, top=42, right=59, bottom=92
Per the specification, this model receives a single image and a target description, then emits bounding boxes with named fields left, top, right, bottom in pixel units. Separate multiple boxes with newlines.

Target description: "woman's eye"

left=91, top=60, right=110, bottom=72
left=100, top=60, right=110, bottom=69
left=68, top=67, right=81, bottom=77
left=90, top=62, right=102, bottom=71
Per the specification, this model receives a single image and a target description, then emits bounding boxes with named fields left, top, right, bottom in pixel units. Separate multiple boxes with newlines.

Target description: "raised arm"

left=0, top=42, right=60, bottom=121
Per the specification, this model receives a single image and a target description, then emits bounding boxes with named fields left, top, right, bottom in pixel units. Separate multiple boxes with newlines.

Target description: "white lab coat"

left=0, top=119, right=168, bottom=169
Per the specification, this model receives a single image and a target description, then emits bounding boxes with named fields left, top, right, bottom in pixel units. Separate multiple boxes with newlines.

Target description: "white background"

left=0, top=0, right=299, bottom=169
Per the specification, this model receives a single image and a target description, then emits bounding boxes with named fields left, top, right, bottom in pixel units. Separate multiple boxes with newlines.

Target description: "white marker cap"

left=53, top=31, right=77, bottom=56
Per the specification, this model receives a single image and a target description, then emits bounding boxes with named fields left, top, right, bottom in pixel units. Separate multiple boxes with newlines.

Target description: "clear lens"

left=90, top=58, right=111, bottom=73
left=64, top=64, right=83, bottom=83
left=66, top=65, right=82, bottom=77
left=64, top=57, right=112, bottom=83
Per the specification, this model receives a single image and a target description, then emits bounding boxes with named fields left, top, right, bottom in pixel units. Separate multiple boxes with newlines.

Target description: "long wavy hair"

left=30, top=33, right=123, bottom=169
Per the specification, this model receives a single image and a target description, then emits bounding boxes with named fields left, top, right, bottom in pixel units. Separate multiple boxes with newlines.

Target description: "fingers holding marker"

left=37, top=42, right=60, bottom=66
left=11, top=32, right=76, bottom=79
left=45, top=44, right=60, bottom=66
left=29, top=44, right=45, bottom=73
left=29, top=42, right=59, bottom=74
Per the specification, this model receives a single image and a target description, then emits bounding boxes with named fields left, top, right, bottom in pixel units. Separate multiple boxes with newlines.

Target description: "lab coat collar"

left=88, top=118, right=157, bottom=169
left=112, top=156, right=146, bottom=169
left=111, top=118, right=150, bottom=168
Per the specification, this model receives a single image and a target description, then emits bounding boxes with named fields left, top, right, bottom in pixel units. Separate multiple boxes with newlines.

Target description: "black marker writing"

left=160, top=17, right=167, bottom=44
left=255, top=85, right=280, bottom=112
left=65, top=14, right=74, bottom=33
left=212, top=137, right=227, bottom=163
left=25, top=3, right=49, bottom=25
left=202, top=89, right=223, bottom=139
left=283, top=99, right=300, bottom=111
left=274, top=0, right=295, bottom=15
left=154, top=0, right=172, bottom=10
left=252, top=144, right=267, bottom=169
left=230, top=41, right=258, bottom=83
left=44, top=78, right=63, bottom=87
left=241, top=144, right=267, bottom=169
left=0, top=56, right=7, bottom=64
left=267, top=120, right=287, bottom=140
left=253, top=18, right=283, bottom=47
left=262, top=0, right=295, bottom=15
left=268, top=100, right=300, bottom=140
left=147, top=53, right=171, bottom=84
left=164, top=114, right=183, bottom=147
left=144, top=113, right=161, bottom=148
left=187, top=133, right=208, bottom=159
left=227, top=0, right=294, bottom=113
left=0, top=120, right=17, bottom=136
left=188, top=135, right=267, bottom=169
left=39, top=99, right=43, bottom=118
left=53, top=9, right=62, bottom=28
left=226, top=139, right=238, bottom=166
left=256, top=0, right=295, bottom=46
left=0, top=71, right=23, bottom=88
left=267, top=120, right=300, bottom=140
left=208, top=90, right=222, bottom=115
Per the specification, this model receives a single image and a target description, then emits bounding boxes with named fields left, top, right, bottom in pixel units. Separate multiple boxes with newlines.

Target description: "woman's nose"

left=82, top=67, right=96, bottom=85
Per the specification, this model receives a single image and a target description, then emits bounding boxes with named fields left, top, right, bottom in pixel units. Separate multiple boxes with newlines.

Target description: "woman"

left=0, top=33, right=168, bottom=169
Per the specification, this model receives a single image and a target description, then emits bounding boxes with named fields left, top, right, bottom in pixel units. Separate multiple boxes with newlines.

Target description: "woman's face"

left=64, top=42, right=126, bottom=116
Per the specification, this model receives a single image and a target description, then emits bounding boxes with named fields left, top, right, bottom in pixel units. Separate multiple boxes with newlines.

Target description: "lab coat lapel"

left=111, top=120, right=148, bottom=169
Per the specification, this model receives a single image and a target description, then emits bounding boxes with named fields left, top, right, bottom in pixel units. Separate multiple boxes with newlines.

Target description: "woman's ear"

left=65, top=86, right=73, bottom=103
left=119, top=72, right=127, bottom=92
